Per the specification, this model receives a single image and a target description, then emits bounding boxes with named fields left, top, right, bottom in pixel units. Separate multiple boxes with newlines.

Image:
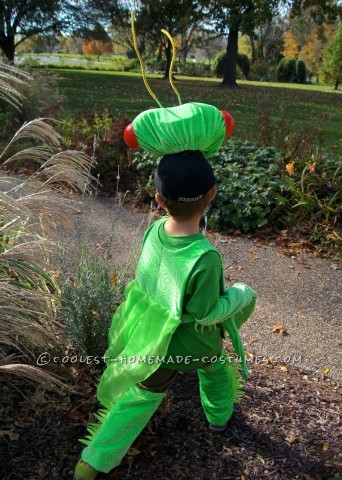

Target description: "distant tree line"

left=1, top=0, right=341, bottom=88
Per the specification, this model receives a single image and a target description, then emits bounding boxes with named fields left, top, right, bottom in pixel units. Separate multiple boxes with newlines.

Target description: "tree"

left=208, top=0, right=279, bottom=87
left=320, top=27, right=342, bottom=89
left=208, top=0, right=341, bottom=87
left=0, top=0, right=101, bottom=62
left=299, top=23, right=337, bottom=78
left=136, top=0, right=210, bottom=78
left=82, top=23, right=112, bottom=60
left=82, top=40, right=113, bottom=60
left=252, top=18, right=285, bottom=63
left=281, top=30, right=300, bottom=58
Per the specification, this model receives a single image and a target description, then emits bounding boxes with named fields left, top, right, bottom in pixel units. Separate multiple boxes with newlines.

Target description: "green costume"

left=80, top=217, right=256, bottom=473
left=132, top=102, right=226, bottom=158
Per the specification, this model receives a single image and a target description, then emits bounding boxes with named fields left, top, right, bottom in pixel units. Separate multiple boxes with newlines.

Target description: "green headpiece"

left=123, top=13, right=235, bottom=158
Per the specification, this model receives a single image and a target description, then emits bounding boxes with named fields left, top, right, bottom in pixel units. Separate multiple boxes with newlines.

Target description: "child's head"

left=154, top=150, right=216, bottom=221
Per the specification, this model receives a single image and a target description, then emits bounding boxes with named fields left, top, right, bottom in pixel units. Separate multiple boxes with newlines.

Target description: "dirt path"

left=2, top=173, right=341, bottom=381
left=1, top=173, right=341, bottom=480
left=56, top=190, right=342, bottom=383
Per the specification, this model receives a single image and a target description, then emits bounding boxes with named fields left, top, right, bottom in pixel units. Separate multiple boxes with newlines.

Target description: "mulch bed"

left=0, top=362, right=341, bottom=480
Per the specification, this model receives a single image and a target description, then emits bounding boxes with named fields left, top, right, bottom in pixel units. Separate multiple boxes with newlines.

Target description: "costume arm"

left=181, top=252, right=256, bottom=326
left=181, top=251, right=228, bottom=325
left=189, top=284, right=256, bottom=326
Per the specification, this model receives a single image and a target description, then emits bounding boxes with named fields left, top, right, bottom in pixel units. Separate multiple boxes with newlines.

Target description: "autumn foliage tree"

left=299, top=23, right=337, bottom=79
left=82, top=40, right=113, bottom=60
left=281, top=30, right=300, bottom=59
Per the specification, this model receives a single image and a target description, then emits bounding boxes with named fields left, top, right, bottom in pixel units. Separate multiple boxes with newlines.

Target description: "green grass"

left=50, top=69, right=341, bottom=157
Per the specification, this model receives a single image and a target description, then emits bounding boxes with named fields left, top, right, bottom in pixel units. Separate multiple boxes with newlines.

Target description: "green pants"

left=81, top=350, right=242, bottom=473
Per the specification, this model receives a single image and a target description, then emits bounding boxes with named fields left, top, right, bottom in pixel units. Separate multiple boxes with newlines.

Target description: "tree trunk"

left=250, top=34, right=256, bottom=63
left=334, top=76, right=340, bottom=90
left=0, top=35, right=16, bottom=63
left=221, top=27, right=239, bottom=87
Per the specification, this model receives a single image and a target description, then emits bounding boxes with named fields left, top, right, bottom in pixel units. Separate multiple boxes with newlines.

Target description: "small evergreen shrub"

left=296, top=60, right=307, bottom=83
left=133, top=140, right=286, bottom=231
left=237, top=53, right=251, bottom=79
left=211, top=50, right=250, bottom=79
left=61, top=245, right=123, bottom=359
left=211, top=50, right=226, bottom=77
left=209, top=141, right=286, bottom=231
left=276, top=58, right=296, bottom=82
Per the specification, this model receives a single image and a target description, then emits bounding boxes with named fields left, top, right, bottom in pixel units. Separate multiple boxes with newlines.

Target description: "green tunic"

left=97, top=217, right=256, bottom=409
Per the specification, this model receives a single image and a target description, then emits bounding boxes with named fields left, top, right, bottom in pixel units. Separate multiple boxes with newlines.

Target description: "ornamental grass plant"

left=0, top=63, right=97, bottom=389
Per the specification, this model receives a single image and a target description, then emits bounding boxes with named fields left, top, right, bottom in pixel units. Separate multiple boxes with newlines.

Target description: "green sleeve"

left=181, top=251, right=224, bottom=324
left=182, top=253, right=257, bottom=327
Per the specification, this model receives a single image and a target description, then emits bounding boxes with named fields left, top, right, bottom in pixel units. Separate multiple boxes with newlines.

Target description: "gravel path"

left=2, top=174, right=341, bottom=382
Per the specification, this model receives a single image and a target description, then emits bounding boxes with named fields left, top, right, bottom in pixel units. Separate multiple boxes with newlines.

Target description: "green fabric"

left=82, top=386, right=165, bottom=473
left=136, top=217, right=219, bottom=317
left=198, top=350, right=244, bottom=426
left=96, top=279, right=180, bottom=409
left=132, top=102, right=226, bottom=158
left=221, top=285, right=257, bottom=380
left=137, top=216, right=223, bottom=369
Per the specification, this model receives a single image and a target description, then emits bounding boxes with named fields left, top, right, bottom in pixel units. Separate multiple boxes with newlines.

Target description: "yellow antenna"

left=161, top=29, right=182, bottom=106
left=131, top=12, right=163, bottom=108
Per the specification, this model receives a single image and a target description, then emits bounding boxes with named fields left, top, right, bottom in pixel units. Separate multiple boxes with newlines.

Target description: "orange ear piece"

left=124, top=123, right=140, bottom=149
left=220, top=110, right=235, bottom=137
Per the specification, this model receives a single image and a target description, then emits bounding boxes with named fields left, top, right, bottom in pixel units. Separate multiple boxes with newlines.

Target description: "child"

left=74, top=150, right=257, bottom=480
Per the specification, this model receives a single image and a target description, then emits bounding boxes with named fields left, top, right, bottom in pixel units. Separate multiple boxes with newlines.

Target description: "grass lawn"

left=51, top=69, right=341, bottom=157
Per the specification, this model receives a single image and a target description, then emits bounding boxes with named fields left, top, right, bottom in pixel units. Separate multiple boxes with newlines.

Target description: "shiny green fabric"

left=132, top=102, right=226, bottom=158
left=136, top=217, right=219, bottom=317
left=198, top=350, right=244, bottom=426
left=82, top=386, right=165, bottom=473
left=97, top=279, right=181, bottom=409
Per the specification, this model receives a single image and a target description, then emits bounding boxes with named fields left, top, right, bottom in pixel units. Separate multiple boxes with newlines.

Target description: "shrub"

left=0, top=63, right=97, bottom=388
left=250, top=60, right=270, bottom=81
left=61, top=245, right=123, bottom=359
left=296, top=60, right=307, bottom=83
left=209, top=141, right=286, bottom=231
left=276, top=58, right=296, bottom=82
left=237, top=53, right=251, bottom=79
left=133, top=141, right=286, bottom=231
left=211, top=51, right=250, bottom=79
left=211, top=50, right=226, bottom=77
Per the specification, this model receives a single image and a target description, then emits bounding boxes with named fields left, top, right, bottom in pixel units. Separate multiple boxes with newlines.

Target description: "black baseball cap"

left=154, top=150, right=216, bottom=202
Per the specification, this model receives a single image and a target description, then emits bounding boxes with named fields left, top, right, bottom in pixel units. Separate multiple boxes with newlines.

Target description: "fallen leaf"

left=172, top=464, right=186, bottom=477
left=38, top=466, right=45, bottom=478
left=322, top=442, right=330, bottom=451
left=323, top=367, right=330, bottom=374
left=111, top=272, right=119, bottom=286
left=247, top=338, right=258, bottom=345
left=285, top=434, right=298, bottom=444
left=277, top=365, right=288, bottom=373
left=271, top=325, right=288, bottom=336
left=127, top=447, right=141, bottom=456
left=0, top=429, right=19, bottom=441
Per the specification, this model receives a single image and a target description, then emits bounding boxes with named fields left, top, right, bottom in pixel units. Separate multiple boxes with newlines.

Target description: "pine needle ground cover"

left=54, top=70, right=341, bottom=157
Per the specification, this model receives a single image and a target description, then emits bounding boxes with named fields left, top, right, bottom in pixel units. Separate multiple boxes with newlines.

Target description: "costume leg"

left=197, top=349, right=244, bottom=426
left=80, top=368, right=177, bottom=474
left=81, top=385, right=165, bottom=473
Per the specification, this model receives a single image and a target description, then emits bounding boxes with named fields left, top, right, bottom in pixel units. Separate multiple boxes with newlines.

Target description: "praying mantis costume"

left=76, top=13, right=256, bottom=477
left=80, top=216, right=256, bottom=473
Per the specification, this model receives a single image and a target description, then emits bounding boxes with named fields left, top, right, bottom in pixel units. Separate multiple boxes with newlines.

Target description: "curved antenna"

left=131, top=11, right=164, bottom=108
left=161, top=29, right=182, bottom=106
